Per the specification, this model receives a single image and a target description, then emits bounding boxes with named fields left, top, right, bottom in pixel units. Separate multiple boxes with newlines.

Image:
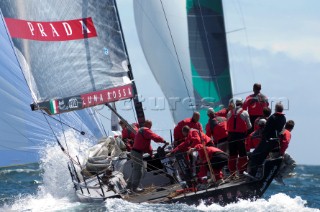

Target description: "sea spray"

left=37, top=130, right=93, bottom=199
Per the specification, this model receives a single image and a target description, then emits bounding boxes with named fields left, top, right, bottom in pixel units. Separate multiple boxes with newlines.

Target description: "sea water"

left=0, top=133, right=319, bottom=211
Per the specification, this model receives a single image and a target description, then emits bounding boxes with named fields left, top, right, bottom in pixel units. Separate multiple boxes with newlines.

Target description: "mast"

left=114, top=0, right=145, bottom=127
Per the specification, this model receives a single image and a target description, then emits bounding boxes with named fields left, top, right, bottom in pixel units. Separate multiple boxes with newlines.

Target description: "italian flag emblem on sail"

left=50, top=100, right=59, bottom=114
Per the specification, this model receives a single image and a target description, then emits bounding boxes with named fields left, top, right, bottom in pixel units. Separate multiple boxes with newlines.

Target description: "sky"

left=114, top=0, right=320, bottom=165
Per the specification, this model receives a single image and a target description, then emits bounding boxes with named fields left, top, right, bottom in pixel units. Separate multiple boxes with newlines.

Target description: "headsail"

left=1, top=0, right=134, bottom=115
left=134, top=0, right=232, bottom=126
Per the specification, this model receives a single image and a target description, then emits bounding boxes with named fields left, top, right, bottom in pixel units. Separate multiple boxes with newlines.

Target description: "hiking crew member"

left=243, top=83, right=269, bottom=134
left=127, top=120, right=168, bottom=192
left=205, top=108, right=228, bottom=153
left=173, top=112, right=203, bottom=147
left=119, top=120, right=139, bottom=151
left=272, top=120, right=296, bottom=184
left=277, top=120, right=295, bottom=156
left=245, top=119, right=266, bottom=152
left=247, top=103, right=286, bottom=177
left=227, top=98, right=252, bottom=178
left=189, top=144, right=228, bottom=184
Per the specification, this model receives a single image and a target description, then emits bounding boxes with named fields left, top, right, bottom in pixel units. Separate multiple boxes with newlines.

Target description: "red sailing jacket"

left=227, top=109, right=247, bottom=133
left=173, top=117, right=203, bottom=141
left=132, top=127, right=165, bottom=155
left=243, top=93, right=269, bottom=116
left=205, top=117, right=228, bottom=143
left=245, top=129, right=263, bottom=151
left=194, top=144, right=223, bottom=162
left=279, top=129, right=291, bottom=155
left=122, top=123, right=139, bottom=151
left=172, top=129, right=211, bottom=154
left=122, top=123, right=139, bottom=140
left=215, top=108, right=228, bottom=118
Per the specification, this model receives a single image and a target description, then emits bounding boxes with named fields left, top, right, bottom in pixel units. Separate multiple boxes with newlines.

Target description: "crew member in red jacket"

left=169, top=126, right=212, bottom=155
left=189, top=144, right=228, bottom=183
left=242, top=83, right=269, bottom=134
left=173, top=112, right=203, bottom=147
left=272, top=120, right=295, bottom=184
left=127, top=120, right=168, bottom=192
left=215, top=107, right=228, bottom=118
left=119, top=120, right=139, bottom=151
left=205, top=108, right=228, bottom=152
left=227, top=98, right=252, bottom=178
left=245, top=119, right=266, bottom=152
left=278, top=120, right=295, bottom=155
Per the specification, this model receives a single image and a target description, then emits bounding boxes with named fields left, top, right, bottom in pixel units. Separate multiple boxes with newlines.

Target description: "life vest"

left=227, top=109, right=247, bottom=133
left=243, top=93, right=268, bottom=116
left=208, top=117, right=228, bottom=141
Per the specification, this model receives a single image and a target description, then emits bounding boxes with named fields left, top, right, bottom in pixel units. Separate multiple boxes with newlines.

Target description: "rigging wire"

left=159, top=0, right=193, bottom=110
left=42, top=110, right=79, bottom=166
left=234, top=0, right=255, bottom=83
left=39, top=111, right=86, bottom=135
left=93, top=108, right=111, bottom=121
left=131, top=99, right=138, bottom=124
left=93, top=108, right=108, bottom=137
left=59, top=114, right=69, bottom=152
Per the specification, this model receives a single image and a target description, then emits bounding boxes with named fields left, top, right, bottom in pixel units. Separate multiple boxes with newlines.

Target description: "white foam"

left=2, top=130, right=94, bottom=211
left=197, top=193, right=319, bottom=212
left=8, top=194, right=81, bottom=212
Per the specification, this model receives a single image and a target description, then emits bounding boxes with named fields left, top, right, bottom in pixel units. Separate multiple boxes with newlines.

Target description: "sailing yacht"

left=0, top=0, right=283, bottom=205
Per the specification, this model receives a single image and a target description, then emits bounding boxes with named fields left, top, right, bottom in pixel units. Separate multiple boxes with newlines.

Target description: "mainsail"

left=0, top=12, right=103, bottom=166
left=134, top=0, right=232, bottom=126
left=1, top=0, right=135, bottom=115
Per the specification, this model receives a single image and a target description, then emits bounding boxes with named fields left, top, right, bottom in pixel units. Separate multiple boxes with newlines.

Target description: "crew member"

left=189, top=144, right=228, bottom=184
left=227, top=98, right=252, bottom=178
left=173, top=112, right=203, bottom=147
left=119, top=120, right=139, bottom=151
left=245, top=119, right=266, bottom=152
left=205, top=108, right=228, bottom=153
left=253, top=107, right=271, bottom=131
left=272, top=120, right=296, bottom=184
left=242, top=83, right=269, bottom=134
left=247, top=102, right=286, bottom=177
left=169, top=126, right=212, bottom=155
left=127, top=120, right=168, bottom=192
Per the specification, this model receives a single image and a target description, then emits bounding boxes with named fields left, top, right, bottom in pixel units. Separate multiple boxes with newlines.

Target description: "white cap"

left=258, top=119, right=267, bottom=126
left=229, top=98, right=243, bottom=106
left=207, top=108, right=215, bottom=115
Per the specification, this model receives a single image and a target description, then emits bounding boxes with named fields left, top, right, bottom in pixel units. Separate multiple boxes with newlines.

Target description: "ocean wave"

left=0, top=168, right=40, bottom=175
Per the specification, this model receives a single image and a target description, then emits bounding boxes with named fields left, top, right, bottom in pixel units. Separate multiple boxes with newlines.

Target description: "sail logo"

left=81, top=84, right=134, bottom=107
left=68, top=98, right=79, bottom=109
left=4, top=17, right=97, bottom=41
